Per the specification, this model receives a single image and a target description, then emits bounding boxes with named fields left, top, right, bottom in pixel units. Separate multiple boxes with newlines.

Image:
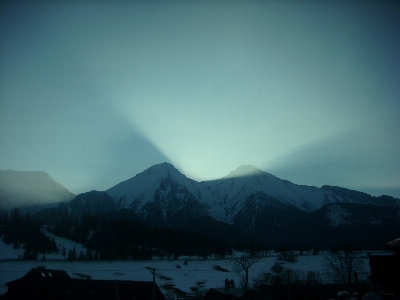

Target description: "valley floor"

left=0, top=245, right=375, bottom=298
left=0, top=232, right=380, bottom=298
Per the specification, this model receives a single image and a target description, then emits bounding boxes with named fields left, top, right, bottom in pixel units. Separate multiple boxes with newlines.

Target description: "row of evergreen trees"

left=0, top=208, right=233, bottom=261
left=49, top=212, right=232, bottom=260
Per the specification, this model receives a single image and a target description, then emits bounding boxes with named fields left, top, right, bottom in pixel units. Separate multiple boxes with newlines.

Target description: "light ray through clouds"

left=110, top=1, right=395, bottom=183
left=0, top=1, right=399, bottom=197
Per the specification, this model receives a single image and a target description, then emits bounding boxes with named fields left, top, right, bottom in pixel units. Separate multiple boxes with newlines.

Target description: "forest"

left=0, top=208, right=59, bottom=260
left=0, top=209, right=232, bottom=260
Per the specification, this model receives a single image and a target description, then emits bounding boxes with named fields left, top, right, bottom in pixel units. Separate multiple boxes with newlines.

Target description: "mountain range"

left=105, top=162, right=400, bottom=222
left=2, top=163, right=400, bottom=249
left=104, top=163, right=400, bottom=248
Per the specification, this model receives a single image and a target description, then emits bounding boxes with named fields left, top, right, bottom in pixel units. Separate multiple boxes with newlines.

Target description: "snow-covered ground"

left=0, top=236, right=375, bottom=297
left=0, top=236, right=25, bottom=261
left=43, top=230, right=88, bottom=260
left=0, top=229, right=87, bottom=261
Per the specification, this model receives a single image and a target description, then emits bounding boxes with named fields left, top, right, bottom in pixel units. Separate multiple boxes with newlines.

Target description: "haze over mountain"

left=0, top=170, right=75, bottom=211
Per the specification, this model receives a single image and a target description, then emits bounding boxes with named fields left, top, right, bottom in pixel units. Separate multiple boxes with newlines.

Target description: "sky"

left=1, top=1, right=399, bottom=197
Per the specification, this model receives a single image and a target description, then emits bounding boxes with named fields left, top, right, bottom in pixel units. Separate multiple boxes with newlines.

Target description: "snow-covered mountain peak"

left=106, top=162, right=202, bottom=212
left=144, top=162, right=178, bottom=176
left=105, top=162, right=400, bottom=227
left=223, top=165, right=265, bottom=179
left=137, top=162, right=196, bottom=187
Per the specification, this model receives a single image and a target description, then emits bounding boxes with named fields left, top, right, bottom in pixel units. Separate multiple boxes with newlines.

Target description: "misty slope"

left=0, top=170, right=75, bottom=210
left=321, top=185, right=400, bottom=207
left=34, top=190, right=142, bottom=225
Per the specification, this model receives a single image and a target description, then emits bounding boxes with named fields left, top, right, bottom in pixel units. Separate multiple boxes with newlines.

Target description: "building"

left=0, top=267, right=166, bottom=300
left=367, top=238, right=400, bottom=297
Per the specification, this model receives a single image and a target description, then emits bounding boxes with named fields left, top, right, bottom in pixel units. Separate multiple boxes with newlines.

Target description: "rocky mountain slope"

left=103, top=163, right=400, bottom=248
left=106, top=162, right=400, bottom=226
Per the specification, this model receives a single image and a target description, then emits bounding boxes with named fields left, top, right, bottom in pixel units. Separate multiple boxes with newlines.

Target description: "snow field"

left=0, top=232, right=375, bottom=297
left=0, top=250, right=372, bottom=298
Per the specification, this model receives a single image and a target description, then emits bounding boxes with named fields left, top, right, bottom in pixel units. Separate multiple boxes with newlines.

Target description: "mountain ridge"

left=4, top=163, right=399, bottom=249
left=104, top=162, right=400, bottom=229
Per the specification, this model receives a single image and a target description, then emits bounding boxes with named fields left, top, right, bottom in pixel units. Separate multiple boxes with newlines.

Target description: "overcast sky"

left=1, top=1, right=399, bottom=197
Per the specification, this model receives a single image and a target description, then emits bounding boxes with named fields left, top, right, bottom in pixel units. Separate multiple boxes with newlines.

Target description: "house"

left=368, top=253, right=400, bottom=296
left=365, top=237, right=400, bottom=297
left=0, top=267, right=166, bottom=300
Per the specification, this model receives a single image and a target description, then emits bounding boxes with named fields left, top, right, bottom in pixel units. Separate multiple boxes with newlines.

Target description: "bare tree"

left=229, top=251, right=262, bottom=290
left=322, top=248, right=365, bottom=285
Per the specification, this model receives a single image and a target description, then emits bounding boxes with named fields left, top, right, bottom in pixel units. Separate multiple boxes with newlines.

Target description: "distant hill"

left=0, top=170, right=75, bottom=211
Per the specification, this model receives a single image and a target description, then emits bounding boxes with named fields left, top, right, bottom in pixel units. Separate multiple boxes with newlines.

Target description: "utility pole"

left=115, top=280, right=120, bottom=300
left=151, top=268, right=156, bottom=300
left=287, top=269, right=291, bottom=300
